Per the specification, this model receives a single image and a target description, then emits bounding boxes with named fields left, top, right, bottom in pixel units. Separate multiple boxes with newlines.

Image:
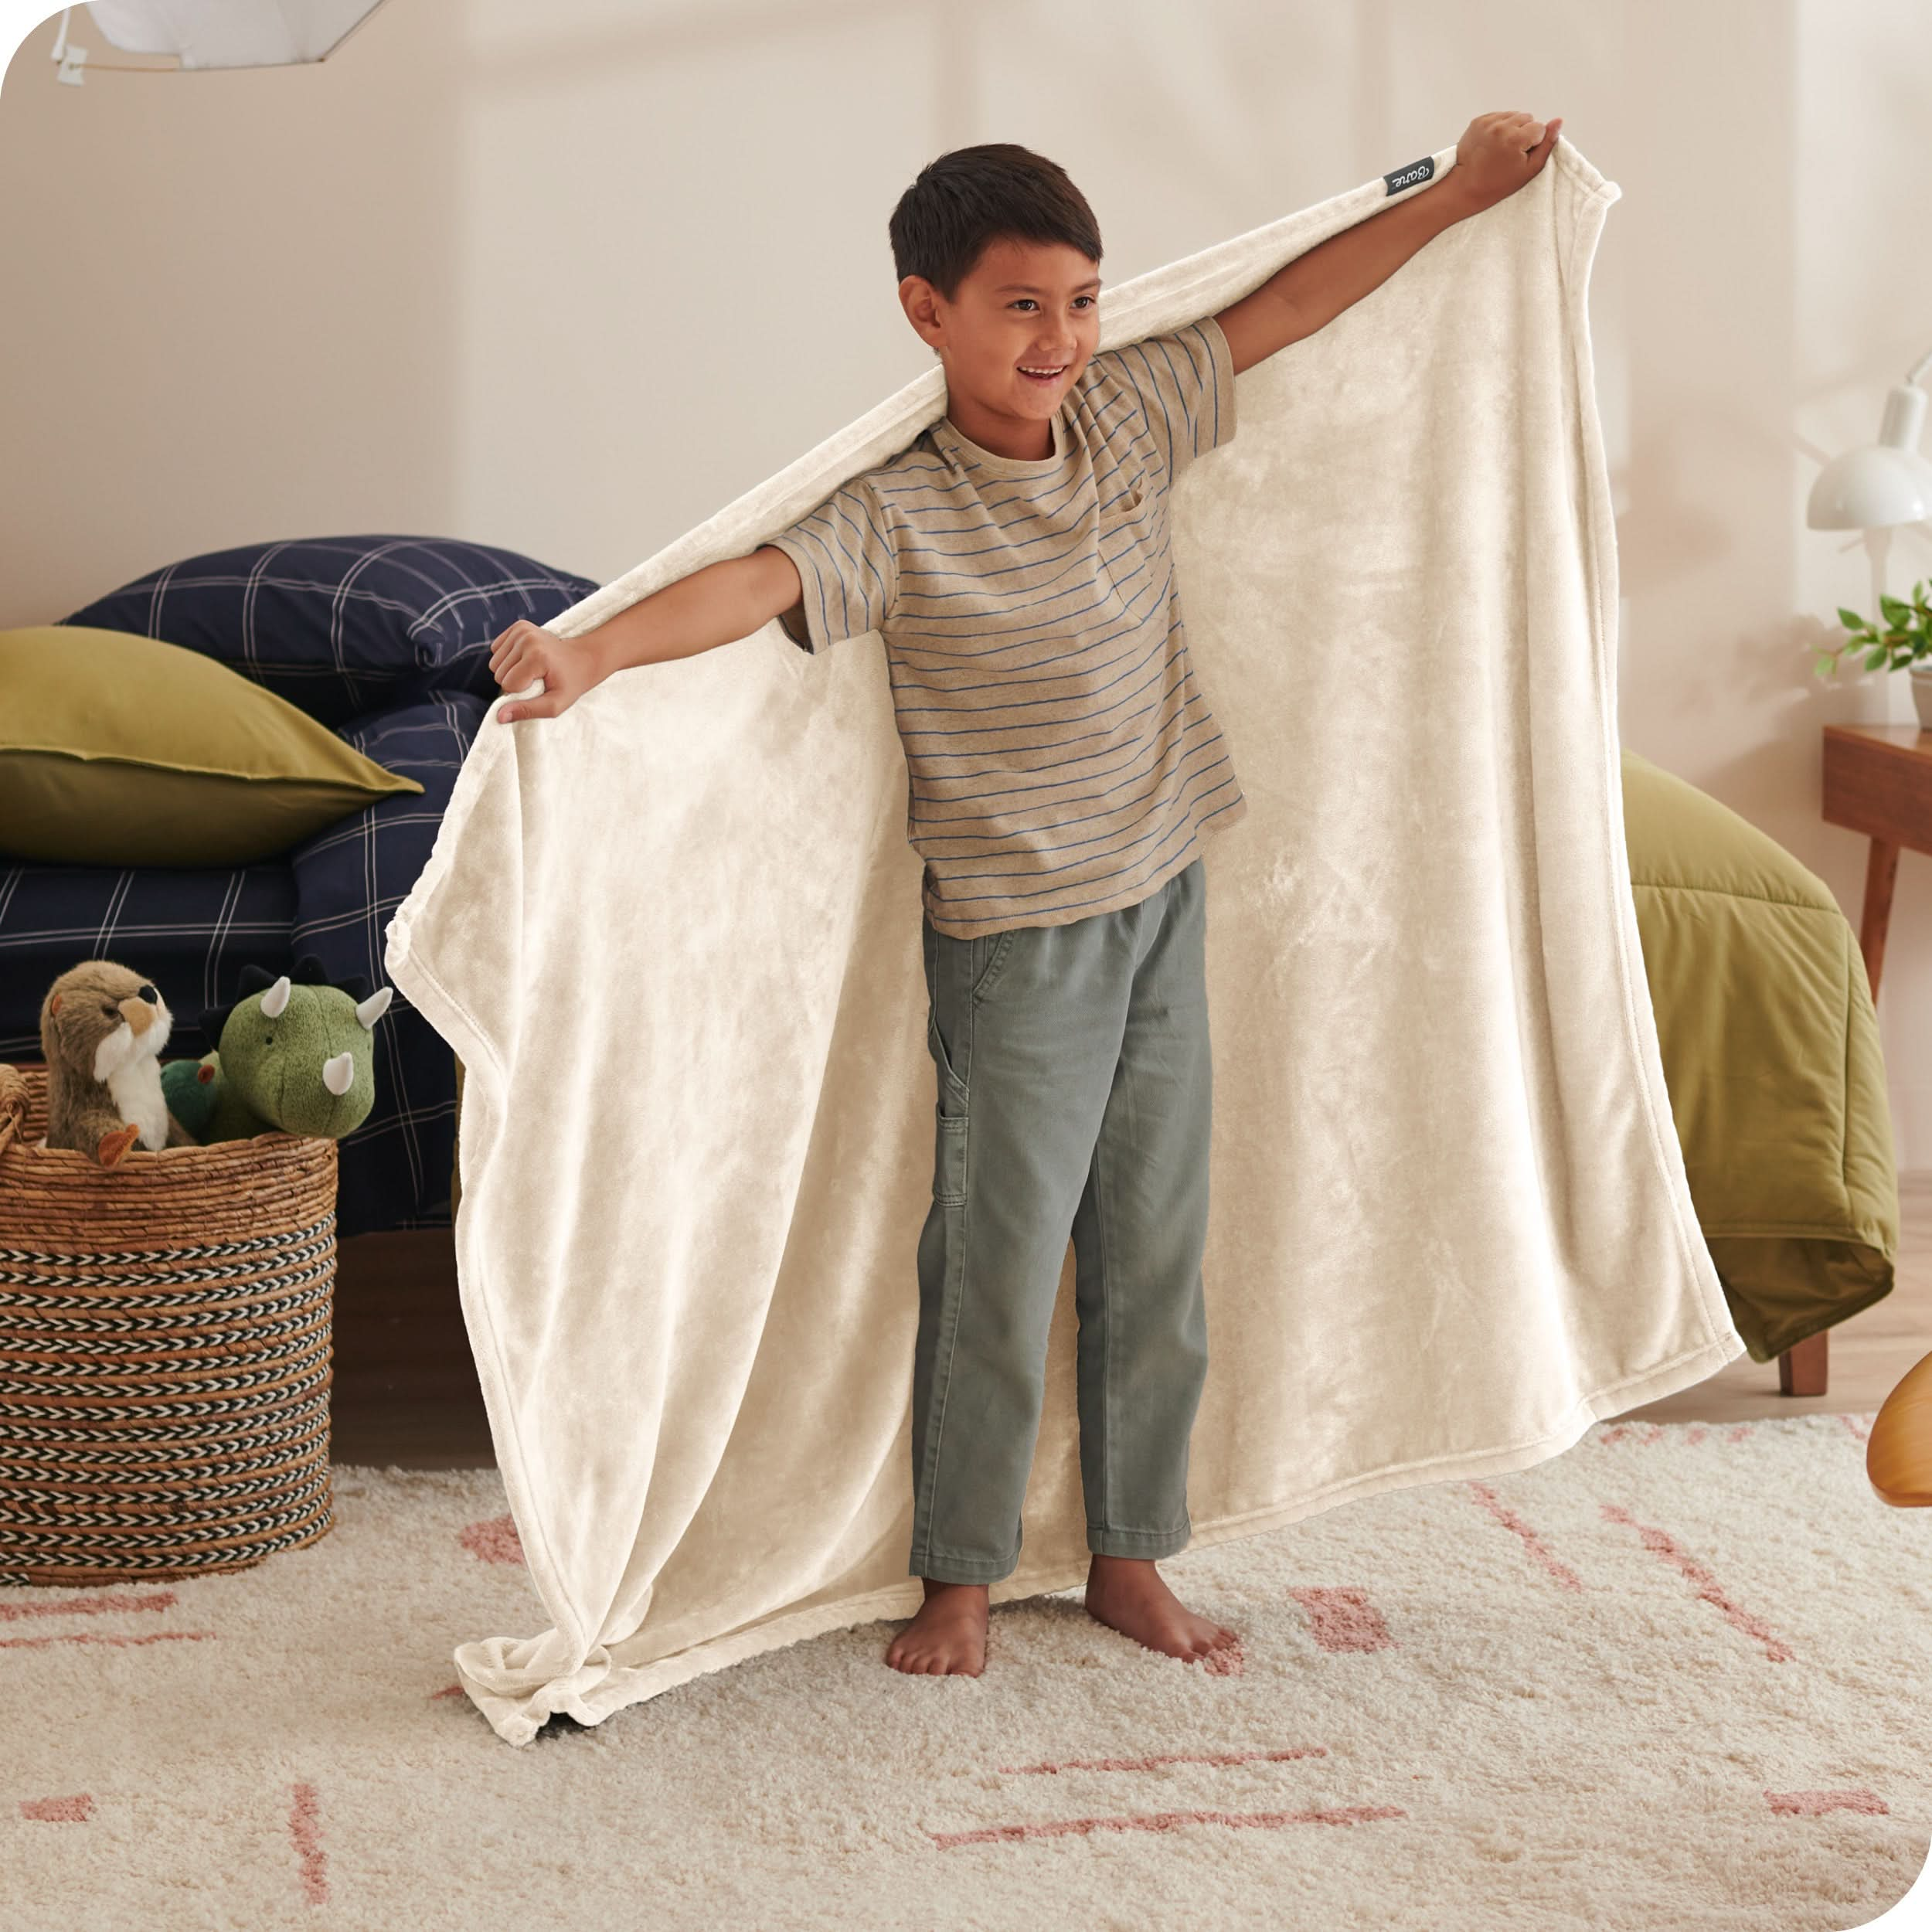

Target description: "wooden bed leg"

left=1779, top=1330, right=1828, bottom=1397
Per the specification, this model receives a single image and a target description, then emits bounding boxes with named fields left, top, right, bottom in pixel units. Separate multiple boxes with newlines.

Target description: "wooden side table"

left=1808, top=723, right=1925, bottom=1397
left=1823, top=722, right=1932, bottom=998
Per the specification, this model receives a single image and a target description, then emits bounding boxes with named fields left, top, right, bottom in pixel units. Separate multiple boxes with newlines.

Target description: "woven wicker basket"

left=0, top=1061, right=337, bottom=1586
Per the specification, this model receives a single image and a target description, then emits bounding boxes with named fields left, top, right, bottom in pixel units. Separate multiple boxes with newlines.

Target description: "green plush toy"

left=160, top=954, right=394, bottom=1143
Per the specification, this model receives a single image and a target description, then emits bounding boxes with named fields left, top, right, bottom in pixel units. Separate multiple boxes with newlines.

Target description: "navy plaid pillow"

left=60, top=534, right=603, bottom=728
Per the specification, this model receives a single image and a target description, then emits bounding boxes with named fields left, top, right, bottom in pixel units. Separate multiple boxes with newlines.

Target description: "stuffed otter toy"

left=39, top=958, right=199, bottom=1168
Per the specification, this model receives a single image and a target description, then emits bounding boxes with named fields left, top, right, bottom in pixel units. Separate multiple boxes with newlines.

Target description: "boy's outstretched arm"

left=490, top=547, right=803, bottom=723
left=1213, top=111, right=1563, bottom=377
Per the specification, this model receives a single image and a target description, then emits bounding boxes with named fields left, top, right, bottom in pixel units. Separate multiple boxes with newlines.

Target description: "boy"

left=488, top=111, right=1560, bottom=1679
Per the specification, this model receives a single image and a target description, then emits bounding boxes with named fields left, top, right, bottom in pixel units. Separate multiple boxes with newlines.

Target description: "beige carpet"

left=3, top=1413, right=1928, bottom=1931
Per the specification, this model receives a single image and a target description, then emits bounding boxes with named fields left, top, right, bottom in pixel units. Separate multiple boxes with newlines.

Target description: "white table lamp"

left=1808, top=347, right=1932, bottom=530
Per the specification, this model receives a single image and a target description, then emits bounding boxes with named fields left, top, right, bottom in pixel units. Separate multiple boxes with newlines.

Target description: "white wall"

left=5, top=0, right=1932, bottom=1158
left=1793, top=0, right=1932, bottom=1163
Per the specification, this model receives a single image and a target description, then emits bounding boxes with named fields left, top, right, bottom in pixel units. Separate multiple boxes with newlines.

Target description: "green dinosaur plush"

left=159, top=955, right=394, bottom=1143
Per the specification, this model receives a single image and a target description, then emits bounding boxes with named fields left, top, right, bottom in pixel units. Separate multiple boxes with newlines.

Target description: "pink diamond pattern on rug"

left=0, top=1630, right=214, bottom=1651
left=1595, top=1422, right=1669, bottom=1447
left=1766, top=1789, right=1889, bottom=1816
left=929, top=1803, right=1406, bottom=1848
left=289, top=1781, right=328, bottom=1903
left=460, top=1514, right=525, bottom=1565
left=998, top=1744, right=1326, bottom=1776
left=1598, top=1422, right=1759, bottom=1446
left=0, top=1590, right=176, bottom=1623
left=1602, top=1502, right=1796, bottom=1662
left=1200, top=1634, right=1245, bottom=1676
left=1464, top=1481, right=1586, bottom=1591
left=19, top=1795, right=93, bottom=1822
left=1289, top=1587, right=1393, bottom=1651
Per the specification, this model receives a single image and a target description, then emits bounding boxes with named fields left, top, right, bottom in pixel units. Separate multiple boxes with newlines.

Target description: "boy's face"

left=901, top=236, right=1101, bottom=432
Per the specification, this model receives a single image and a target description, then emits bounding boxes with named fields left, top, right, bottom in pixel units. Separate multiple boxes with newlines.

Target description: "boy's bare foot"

left=1084, top=1554, right=1238, bottom=1662
left=885, top=1578, right=988, bottom=1675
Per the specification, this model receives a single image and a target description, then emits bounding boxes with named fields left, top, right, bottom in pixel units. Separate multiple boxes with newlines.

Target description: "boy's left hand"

left=1451, top=112, right=1563, bottom=212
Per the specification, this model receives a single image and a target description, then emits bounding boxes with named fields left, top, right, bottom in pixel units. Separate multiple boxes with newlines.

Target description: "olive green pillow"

left=0, top=624, right=425, bottom=867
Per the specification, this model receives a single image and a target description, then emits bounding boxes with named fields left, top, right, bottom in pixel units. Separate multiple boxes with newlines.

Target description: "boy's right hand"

left=488, top=619, right=607, bottom=723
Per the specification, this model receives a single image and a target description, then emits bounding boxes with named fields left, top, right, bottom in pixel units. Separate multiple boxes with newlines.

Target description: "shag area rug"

left=3, top=1414, right=1927, bottom=1932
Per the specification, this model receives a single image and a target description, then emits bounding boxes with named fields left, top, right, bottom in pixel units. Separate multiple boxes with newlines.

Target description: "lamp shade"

left=1808, top=447, right=1932, bottom=529
left=84, top=0, right=389, bottom=69
left=1808, top=379, right=1932, bottom=530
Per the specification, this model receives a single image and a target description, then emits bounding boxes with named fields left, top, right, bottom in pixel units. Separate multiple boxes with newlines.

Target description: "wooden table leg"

left=1780, top=1328, right=1829, bottom=1397
left=1859, top=836, right=1900, bottom=999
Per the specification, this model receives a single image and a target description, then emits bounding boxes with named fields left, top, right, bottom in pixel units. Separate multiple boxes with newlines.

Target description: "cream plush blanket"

left=383, top=136, right=1746, bottom=1747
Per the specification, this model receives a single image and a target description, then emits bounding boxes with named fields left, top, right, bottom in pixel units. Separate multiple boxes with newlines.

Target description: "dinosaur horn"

left=260, top=975, right=292, bottom=1019
left=355, top=986, right=393, bottom=1030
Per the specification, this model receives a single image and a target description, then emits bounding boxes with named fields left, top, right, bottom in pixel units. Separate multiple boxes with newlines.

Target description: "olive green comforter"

left=451, top=747, right=1900, bottom=1365
left=1622, top=747, right=1897, bottom=1360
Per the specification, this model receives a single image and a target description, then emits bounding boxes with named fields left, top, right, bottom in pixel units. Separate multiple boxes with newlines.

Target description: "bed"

left=1620, top=746, right=1897, bottom=1374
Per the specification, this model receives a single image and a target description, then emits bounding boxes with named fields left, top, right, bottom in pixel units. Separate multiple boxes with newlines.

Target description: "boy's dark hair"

left=888, top=143, right=1103, bottom=301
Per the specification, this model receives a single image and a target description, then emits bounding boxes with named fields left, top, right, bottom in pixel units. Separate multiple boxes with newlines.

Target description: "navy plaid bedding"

left=3, top=536, right=600, bottom=1236
left=61, top=534, right=594, bottom=730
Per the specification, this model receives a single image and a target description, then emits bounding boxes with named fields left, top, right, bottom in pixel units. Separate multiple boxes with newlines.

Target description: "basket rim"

left=0, top=1059, right=336, bottom=1177
left=1, top=1059, right=332, bottom=1159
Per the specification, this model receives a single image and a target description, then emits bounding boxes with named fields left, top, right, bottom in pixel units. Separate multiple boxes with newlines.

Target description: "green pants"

left=911, top=857, right=1213, bottom=1583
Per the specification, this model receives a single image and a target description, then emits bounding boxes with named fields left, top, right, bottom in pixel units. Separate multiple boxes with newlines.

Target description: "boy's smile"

left=900, top=235, right=1102, bottom=461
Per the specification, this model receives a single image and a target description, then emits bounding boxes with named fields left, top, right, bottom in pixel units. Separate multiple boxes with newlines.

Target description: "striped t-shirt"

left=765, top=314, right=1247, bottom=940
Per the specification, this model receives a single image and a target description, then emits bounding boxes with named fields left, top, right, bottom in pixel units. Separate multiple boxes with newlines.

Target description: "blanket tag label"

left=1383, top=155, right=1435, bottom=195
